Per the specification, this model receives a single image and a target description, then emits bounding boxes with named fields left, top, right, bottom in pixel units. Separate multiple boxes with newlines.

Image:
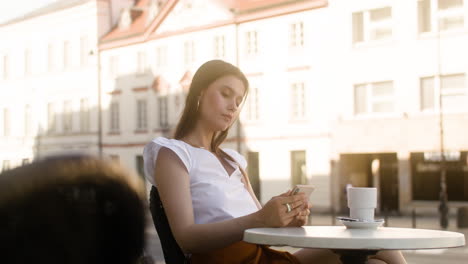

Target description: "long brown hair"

left=174, top=60, right=249, bottom=153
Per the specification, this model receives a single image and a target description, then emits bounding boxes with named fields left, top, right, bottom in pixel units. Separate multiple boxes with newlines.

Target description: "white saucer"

left=339, top=218, right=384, bottom=229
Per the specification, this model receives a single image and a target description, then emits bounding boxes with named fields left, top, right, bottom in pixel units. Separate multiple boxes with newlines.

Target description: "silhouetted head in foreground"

left=0, top=154, right=146, bottom=264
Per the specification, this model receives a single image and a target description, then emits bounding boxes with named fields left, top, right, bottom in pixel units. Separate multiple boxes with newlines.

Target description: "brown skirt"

left=190, top=241, right=301, bottom=264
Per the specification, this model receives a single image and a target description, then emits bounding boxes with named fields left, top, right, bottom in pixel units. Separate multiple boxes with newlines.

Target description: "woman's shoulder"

left=148, top=137, right=186, bottom=147
left=144, top=137, right=192, bottom=169
left=142, top=137, right=192, bottom=186
left=222, top=148, right=247, bottom=169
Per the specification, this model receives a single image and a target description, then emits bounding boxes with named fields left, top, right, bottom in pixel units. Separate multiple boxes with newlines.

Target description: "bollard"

left=384, top=207, right=388, bottom=227
left=457, top=207, right=468, bottom=228
left=331, top=208, right=336, bottom=226
left=412, top=208, right=416, bottom=228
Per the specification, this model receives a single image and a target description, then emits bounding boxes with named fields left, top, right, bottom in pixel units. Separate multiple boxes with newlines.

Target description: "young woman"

left=143, top=60, right=406, bottom=263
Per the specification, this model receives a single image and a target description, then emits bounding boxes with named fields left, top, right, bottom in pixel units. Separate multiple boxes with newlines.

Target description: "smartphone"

left=290, top=184, right=315, bottom=198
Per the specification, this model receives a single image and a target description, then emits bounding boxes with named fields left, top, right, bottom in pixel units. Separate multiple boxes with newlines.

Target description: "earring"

left=196, top=99, right=200, bottom=111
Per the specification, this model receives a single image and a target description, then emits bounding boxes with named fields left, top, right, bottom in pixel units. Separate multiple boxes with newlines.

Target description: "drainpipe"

left=95, top=5, right=103, bottom=157
left=235, top=18, right=241, bottom=153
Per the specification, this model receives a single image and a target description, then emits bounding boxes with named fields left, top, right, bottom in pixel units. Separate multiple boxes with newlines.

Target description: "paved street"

left=143, top=212, right=468, bottom=263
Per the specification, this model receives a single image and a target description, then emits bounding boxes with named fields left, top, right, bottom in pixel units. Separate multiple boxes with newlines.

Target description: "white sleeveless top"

left=143, top=137, right=259, bottom=224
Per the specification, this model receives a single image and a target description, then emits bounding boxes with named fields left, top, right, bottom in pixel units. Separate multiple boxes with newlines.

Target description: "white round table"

left=244, top=226, right=465, bottom=263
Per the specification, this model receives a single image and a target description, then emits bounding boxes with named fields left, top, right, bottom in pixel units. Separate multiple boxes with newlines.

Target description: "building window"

left=3, top=108, right=9, bottom=137
left=48, top=44, right=54, bottom=71
left=411, top=152, right=468, bottom=201
left=245, top=31, right=258, bottom=56
left=420, top=76, right=435, bottom=110
left=354, top=81, right=394, bottom=114
left=353, top=7, right=392, bottom=43
left=158, top=96, right=168, bottom=128
left=214, top=35, right=225, bottom=58
left=136, top=99, right=148, bottom=131
left=137, top=51, right=146, bottom=74
left=109, top=155, right=120, bottom=162
left=80, top=36, right=89, bottom=67
left=24, top=49, right=31, bottom=76
left=3, top=55, right=8, bottom=79
left=110, top=102, right=120, bottom=132
left=245, top=87, right=259, bottom=121
left=184, top=40, right=195, bottom=66
left=155, top=45, right=167, bottom=67
left=25, top=105, right=32, bottom=136
left=291, top=82, right=306, bottom=119
left=80, top=98, right=90, bottom=132
left=47, top=103, right=56, bottom=134
left=420, top=74, right=466, bottom=112
left=63, top=101, right=72, bottom=133
left=291, top=150, right=307, bottom=186
left=418, top=0, right=464, bottom=33
left=247, top=152, right=261, bottom=200
left=2, top=160, right=10, bottom=172
left=135, top=155, right=146, bottom=183
left=290, top=21, right=304, bottom=48
left=63, top=41, right=70, bottom=69
left=109, top=56, right=118, bottom=77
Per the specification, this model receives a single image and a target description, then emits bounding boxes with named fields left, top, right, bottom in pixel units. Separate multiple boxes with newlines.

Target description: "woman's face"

left=198, top=75, right=246, bottom=132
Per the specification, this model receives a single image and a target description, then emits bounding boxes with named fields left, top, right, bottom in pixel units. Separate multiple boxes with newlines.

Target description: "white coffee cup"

left=347, top=187, right=377, bottom=221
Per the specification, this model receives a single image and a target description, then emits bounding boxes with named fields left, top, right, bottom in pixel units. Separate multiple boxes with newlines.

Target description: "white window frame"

left=245, top=30, right=258, bottom=56
left=290, top=82, right=306, bottom=120
left=80, top=98, right=90, bottom=132
left=352, top=6, right=393, bottom=44
left=420, top=73, right=467, bottom=112
left=80, top=36, right=89, bottom=67
left=63, top=41, right=70, bottom=70
left=158, top=96, right=168, bottom=128
left=155, top=45, right=167, bottom=68
left=25, top=104, right=32, bottom=136
left=110, top=101, right=120, bottom=132
left=3, top=55, right=9, bottom=80
left=24, top=49, right=31, bottom=76
left=289, top=21, right=304, bottom=48
left=3, top=108, right=9, bottom=137
left=109, top=56, right=118, bottom=77
left=2, top=160, right=10, bottom=172
left=63, top=101, right=73, bottom=133
left=354, top=81, right=395, bottom=115
left=48, top=44, right=54, bottom=72
left=244, top=86, right=260, bottom=121
left=47, top=103, right=56, bottom=134
left=418, top=0, right=465, bottom=34
left=136, top=99, right=148, bottom=131
left=184, top=40, right=195, bottom=66
left=137, top=51, right=147, bottom=74
left=214, top=35, right=225, bottom=58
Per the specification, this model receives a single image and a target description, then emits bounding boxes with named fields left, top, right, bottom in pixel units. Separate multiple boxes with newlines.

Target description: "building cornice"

left=99, top=0, right=328, bottom=51
left=0, top=0, right=93, bottom=27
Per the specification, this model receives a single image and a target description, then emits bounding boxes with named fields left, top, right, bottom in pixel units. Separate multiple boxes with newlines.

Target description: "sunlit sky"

left=0, top=0, right=58, bottom=24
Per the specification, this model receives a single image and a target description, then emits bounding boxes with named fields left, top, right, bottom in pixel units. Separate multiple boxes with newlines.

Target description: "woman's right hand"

left=256, top=191, right=308, bottom=227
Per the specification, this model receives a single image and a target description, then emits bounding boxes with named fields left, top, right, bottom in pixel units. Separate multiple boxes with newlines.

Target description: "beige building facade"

left=1, top=0, right=467, bottom=214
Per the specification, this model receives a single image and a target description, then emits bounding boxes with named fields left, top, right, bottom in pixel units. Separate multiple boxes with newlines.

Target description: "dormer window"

left=119, top=9, right=132, bottom=30
left=119, top=7, right=143, bottom=30
left=147, top=0, right=159, bottom=24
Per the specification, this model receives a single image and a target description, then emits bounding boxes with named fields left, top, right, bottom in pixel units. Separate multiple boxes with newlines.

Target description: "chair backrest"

left=149, top=185, right=188, bottom=264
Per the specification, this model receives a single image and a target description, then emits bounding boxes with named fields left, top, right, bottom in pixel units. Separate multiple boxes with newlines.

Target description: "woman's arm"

left=155, top=147, right=307, bottom=253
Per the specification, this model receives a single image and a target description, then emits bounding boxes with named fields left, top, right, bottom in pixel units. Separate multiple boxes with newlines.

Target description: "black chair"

left=149, top=186, right=189, bottom=263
